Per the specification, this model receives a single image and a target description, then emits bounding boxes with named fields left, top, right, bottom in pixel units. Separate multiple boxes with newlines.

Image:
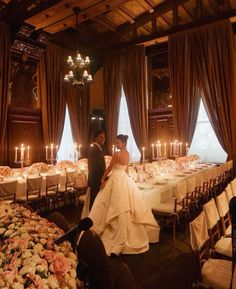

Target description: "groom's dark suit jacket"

left=88, top=144, right=106, bottom=209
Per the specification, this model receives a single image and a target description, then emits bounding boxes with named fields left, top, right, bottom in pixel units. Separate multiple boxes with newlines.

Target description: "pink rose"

left=52, top=255, right=70, bottom=275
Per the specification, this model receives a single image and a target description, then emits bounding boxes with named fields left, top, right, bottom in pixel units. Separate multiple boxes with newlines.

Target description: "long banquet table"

left=136, top=163, right=220, bottom=209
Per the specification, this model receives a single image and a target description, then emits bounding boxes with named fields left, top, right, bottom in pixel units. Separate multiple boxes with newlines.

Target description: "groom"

left=88, top=130, right=106, bottom=210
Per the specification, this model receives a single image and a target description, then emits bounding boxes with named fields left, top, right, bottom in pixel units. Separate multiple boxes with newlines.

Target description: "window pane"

left=117, top=88, right=141, bottom=162
left=57, top=105, right=74, bottom=161
left=189, top=100, right=227, bottom=163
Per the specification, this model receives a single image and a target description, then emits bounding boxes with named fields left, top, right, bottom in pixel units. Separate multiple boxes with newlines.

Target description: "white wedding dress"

left=88, top=163, right=160, bottom=256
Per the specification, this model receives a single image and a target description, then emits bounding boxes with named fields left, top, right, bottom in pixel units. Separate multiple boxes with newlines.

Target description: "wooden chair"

left=215, top=191, right=231, bottom=237
left=0, top=180, right=17, bottom=203
left=26, top=175, right=43, bottom=202
left=203, top=198, right=232, bottom=259
left=45, top=173, right=60, bottom=210
left=190, top=211, right=235, bottom=289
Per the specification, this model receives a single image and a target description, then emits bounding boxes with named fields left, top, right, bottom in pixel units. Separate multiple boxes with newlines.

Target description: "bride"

left=87, top=134, right=160, bottom=256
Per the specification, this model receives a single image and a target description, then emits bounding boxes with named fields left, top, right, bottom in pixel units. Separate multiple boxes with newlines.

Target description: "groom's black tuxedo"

left=88, top=143, right=106, bottom=209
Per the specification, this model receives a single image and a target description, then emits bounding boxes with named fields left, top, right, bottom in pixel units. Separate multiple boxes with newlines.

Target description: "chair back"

left=216, top=191, right=229, bottom=218
left=225, top=184, right=234, bottom=202
left=77, top=230, right=113, bottom=289
left=203, top=198, right=220, bottom=229
left=46, top=174, right=60, bottom=187
left=0, top=180, right=17, bottom=202
left=231, top=178, right=236, bottom=197
left=190, top=211, right=209, bottom=252
left=66, top=171, right=76, bottom=184
left=74, top=173, right=87, bottom=188
left=27, top=176, right=43, bottom=191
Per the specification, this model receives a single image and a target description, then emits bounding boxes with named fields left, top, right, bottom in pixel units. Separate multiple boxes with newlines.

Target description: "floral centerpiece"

left=0, top=202, right=77, bottom=289
left=0, top=166, right=13, bottom=178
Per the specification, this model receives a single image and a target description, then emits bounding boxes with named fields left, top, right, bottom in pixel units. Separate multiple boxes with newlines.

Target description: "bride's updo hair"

left=117, top=134, right=129, bottom=146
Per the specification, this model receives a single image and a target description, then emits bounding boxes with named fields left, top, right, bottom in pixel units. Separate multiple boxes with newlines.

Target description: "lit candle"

left=112, top=145, right=115, bottom=155
left=156, top=143, right=158, bottom=158
left=151, top=144, right=155, bottom=159
left=164, top=143, right=167, bottom=158
left=142, top=147, right=145, bottom=162
left=27, top=146, right=30, bottom=160
left=159, top=142, right=162, bottom=157
left=74, top=143, right=77, bottom=162
left=186, top=143, right=189, bottom=155
left=174, top=140, right=177, bottom=156
left=180, top=142, right=182, bottom=156
left=170, top=142, right=173, bottom=157
left=20, top=144, right=24, bottom=161
left=50, top=143, right=54, bottom=158
left=45, top=146, right=48, bottom=160
left=177, top=142, right=179, bottom=156
left=78, top=144, right=81, bottom=158
left=15, top=147, right=18, bottom=163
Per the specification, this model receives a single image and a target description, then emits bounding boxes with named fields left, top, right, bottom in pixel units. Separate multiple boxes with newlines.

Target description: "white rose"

left=40, top=238, right=47, bottom=245
left=46, top=275, right=59, bottom=289
left=19, top=265, right=35, bottom=276
left=12, top=282, right=24, bottom=289
left=4, top=229, right=13, bottom=236
left=0, top=228, right=6, bottom=234
left=22, top=250, right=32, bottom=259
left=33, top=243, right=43, bottom=254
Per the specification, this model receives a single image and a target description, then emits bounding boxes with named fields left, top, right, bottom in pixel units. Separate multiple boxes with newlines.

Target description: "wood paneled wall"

left=7, top=107, right=44, bottom=168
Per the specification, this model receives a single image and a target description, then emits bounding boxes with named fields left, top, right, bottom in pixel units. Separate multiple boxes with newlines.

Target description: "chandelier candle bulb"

left=151, top=144, right=155, bottom=159
left=15, top=147, right=18, bottom=163
left=87, top=74, right=92, bottom=82
left=142, top=147, right=145, bottom=162
left=83, top=70, right=88, bottom=78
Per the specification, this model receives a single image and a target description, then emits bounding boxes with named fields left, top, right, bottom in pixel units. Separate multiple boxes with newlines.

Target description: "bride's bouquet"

left=0, top=202, right=77, bottom=289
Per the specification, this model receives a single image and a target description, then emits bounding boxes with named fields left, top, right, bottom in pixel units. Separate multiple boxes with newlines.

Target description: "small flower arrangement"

left=0, top=202, right=77, bottom=289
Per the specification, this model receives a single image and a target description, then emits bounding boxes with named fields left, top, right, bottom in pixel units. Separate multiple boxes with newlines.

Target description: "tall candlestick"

left=177, top=142, right=180, bottom=156
left=45, top=146, right=48, bottom=160
left=180, top=142, right=182, bottom=156
left=159, top=143, right=162, bottom=157
left=20, top=144, right=24, bottom=161
left=170, top=142, right=173, bottom=157
left=50, top=143, right=54, bottom=158
left=27, top=146, right=30, bottom=160
left=156, top=143, right=158, bottom=158
left=174, top=140, right=177, bottom=156
left=151, top=144, right=155, bottom=159
left=142, top=147, right=145, bottom=162
left=164, top=143, right=167, bottom=158
left=15, top=147, right=18, bottom=163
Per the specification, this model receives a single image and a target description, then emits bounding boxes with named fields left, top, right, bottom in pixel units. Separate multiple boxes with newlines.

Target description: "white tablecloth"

left=138, top=165, right=216, bottom=209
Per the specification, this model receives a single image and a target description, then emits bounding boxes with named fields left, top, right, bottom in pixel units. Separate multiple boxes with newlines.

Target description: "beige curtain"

left=192, top=20, right=235, bottom=162
left=104, top=54, right=122, bottom=154
left=121, top=45, right=148, bottom=153
left=169, top=32, right=201, bottom=146
left=67, top=85, right=89, bottom=156
left=0, top=21, right=11, bottom=164
left=38, top=43, right=67, bottom=146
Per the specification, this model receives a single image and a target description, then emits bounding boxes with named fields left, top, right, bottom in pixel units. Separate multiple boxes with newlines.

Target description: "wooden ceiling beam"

left=28, top=0, right=129, bottom=32
left=93, top=16, right=117, bottom=32
left=181, top=3, right=194, bottom=19
left=135, top=0, right=154, bottom=12
left=96, top=8, right=236, bottom=54
left=208, top=0, right=219, bottom=13
left=95, top=0, right=189, bottom=45
left=116, top=7, right=135, bottom=23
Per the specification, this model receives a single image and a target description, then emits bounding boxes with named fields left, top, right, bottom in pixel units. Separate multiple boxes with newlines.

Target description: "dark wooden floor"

left=52, top=204, right=200, bottom=289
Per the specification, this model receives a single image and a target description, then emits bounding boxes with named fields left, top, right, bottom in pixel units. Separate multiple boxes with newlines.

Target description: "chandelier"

left=64, top=51, right=93, bottom=89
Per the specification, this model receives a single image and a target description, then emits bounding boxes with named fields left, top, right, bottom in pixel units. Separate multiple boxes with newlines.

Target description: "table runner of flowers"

left=0, top=202, right=77, bottom=289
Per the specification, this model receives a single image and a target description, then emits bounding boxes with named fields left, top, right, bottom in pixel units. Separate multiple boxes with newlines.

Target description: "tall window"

left=117, top=88, right=141, bottom=162
left=189, top=100, right=227, bottom=163
left=57, top=105, right=74, bottom=161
